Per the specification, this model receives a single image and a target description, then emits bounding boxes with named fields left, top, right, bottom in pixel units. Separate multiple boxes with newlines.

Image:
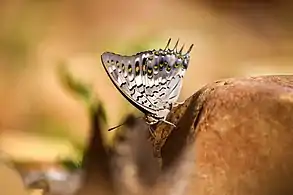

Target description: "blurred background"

left=0, top=0, right=293, bottom=194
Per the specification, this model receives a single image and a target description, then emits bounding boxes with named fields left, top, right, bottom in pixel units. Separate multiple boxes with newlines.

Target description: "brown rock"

left=23, top=75, right=293, bottom=195
left=152, top=75, right=293, bottom=195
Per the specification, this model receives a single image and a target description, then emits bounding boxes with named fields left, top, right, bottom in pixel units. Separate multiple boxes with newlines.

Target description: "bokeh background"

left=0, top=0, right=293, bottom=194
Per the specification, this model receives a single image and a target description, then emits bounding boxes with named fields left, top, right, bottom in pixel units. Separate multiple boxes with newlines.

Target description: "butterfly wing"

left=101, top=39, right=193, bottom=120
left=145, top=49, right=191, bottom=109
left=163, top=52, right=191, bottom=104
left=101, top=52, right=159, bottom=116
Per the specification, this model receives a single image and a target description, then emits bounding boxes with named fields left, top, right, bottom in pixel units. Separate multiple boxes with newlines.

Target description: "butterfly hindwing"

left=147, top=50, right=186, bottom=106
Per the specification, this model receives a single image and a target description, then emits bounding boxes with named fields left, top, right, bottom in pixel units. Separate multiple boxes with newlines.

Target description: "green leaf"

left=57, top=62, right=92, bottom=106
left=59, top=158, right=82, bottom=171
left=57, top=61, right=108, bottom=124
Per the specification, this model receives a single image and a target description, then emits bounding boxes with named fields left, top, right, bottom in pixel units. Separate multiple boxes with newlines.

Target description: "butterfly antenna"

left=179, top=43, right=185, bottom=54
left=108, top=116, right=144, bottom=131
left=186, top=44, right=194, bottom=55
left=108, top=123, right=126, bottom=131
left=164, top=38, right=172, bottom=50
left=173, top=39, right=179, bottom=52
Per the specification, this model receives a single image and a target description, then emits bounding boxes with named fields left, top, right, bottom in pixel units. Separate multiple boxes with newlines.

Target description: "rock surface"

left=152, top=75, right=293, bottom=195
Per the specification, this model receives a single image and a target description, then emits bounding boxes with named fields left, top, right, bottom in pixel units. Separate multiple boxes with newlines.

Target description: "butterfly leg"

left=170, top=101, right=186, bottom=110
left=174, top=100, right=185, bottom=107
left=148, top=125, right=156, bottom=138
left=161, top=119, right=176, bottom=127
left=145, top=120, right=158, bottom=138
left=146, top=121, right=175, bottom=138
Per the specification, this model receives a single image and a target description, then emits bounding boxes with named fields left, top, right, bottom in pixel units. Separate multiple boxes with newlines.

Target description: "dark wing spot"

left=147, top=66, right=153, bottom=76
left=166, top=64, right=171, bottom=72
left=135, top=94, right=143, bottom=102
left=159, top=93, right=166, bottom=97
left=159, top=59, right=166, bottom=71
left=142, top=57, right=147, bottom=65
left=142, top=58, right=147, bottom=75
left=122, top=63, right=125, bottom=72
left=135, top=61, right=140, bottom=76
left=167, top=49, right=173, bottom=55
left=159, top=86, right=167, bottom=91
left=128, top=64, right=132, bottom=74
left=130, top=89, right=135, bottom=96
left=142, top=64, right=146, bottom=75
left=183, top=58, right=188, bottom=69
left=174, top=61, right=180, bottom=68
left=129, top=84, right=136, bottom=91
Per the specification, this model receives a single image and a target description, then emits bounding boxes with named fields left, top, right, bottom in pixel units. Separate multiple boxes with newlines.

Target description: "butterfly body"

left=101, top=39, right=193, bottom=126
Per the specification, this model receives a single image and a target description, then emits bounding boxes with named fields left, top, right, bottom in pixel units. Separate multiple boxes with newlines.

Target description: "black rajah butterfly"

left=101, top=39, right=194, bottom=130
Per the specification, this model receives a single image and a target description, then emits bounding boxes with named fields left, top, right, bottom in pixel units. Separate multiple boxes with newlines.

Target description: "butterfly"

left=101, top=38, right=193, bottom=130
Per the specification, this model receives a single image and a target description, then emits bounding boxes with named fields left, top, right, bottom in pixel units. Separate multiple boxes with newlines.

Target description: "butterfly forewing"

left=101, top=52, right=158, bottom=115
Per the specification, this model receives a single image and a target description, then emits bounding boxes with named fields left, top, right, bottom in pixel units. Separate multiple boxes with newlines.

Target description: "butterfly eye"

left=128, top=64, right=132, bottom=73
